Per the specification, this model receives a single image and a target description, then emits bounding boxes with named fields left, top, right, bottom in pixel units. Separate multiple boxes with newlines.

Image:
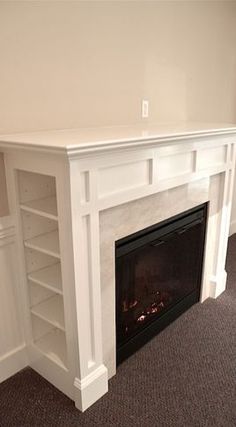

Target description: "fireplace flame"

left=122, top=299, right=138, bottom=312
left=137, top=314, right=146, bottom=322
left=137, top=301, right=165, bottom=323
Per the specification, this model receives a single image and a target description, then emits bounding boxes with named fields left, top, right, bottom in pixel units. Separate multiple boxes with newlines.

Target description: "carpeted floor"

left=0, top=237, right=236, bottom=427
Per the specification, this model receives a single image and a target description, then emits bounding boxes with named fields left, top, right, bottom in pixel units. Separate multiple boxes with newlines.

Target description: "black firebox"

left=115, top=203, right=208, bottom=365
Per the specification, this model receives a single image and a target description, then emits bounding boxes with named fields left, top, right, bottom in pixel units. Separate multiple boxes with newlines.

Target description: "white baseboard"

left=229, top=219, right=236, bottom=236
left=209, top=270, right=227, bottom=299
left=74, top=364, right=108, bottom=412
left=0, top=345, right=27, bottom=383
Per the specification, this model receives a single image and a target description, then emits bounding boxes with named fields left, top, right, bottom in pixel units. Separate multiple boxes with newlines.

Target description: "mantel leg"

left=209, top=144, right=235, bottom=299
left=69, top=162, right=108, bottom=412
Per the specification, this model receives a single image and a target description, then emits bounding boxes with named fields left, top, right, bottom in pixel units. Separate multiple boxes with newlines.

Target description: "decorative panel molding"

left=80, top=172, right=90, bottom=204
left=157, top=152, right=194, bottom=181
left=196, top=145, right=227, bottom=171
left=98, top=160, right=151, bottom=197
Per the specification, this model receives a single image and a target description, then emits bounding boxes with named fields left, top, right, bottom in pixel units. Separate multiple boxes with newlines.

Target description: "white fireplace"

left=0, top=122, right=236, bottom=411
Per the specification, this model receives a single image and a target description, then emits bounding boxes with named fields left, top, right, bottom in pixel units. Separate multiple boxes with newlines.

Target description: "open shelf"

left=24, top=229, right=60, bottom=258
left=34, top=328, right=67, bottom=370
left=31, top=294, right=65, bottom=331
left=20, top=196, right=58, bottom=220
left=28, top=263, right=62, bottom=295
left=16, top=169, right=68, bottom=380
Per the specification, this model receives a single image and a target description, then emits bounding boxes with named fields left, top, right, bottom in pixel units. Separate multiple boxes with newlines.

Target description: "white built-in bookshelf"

left=17, top=170, right=67, bottom=371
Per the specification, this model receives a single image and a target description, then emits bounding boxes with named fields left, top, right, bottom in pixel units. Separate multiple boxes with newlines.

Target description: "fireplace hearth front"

left=116, top=204, right=208, bottom=364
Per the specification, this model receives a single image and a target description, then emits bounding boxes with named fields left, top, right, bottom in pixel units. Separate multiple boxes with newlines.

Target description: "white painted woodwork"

left=25, top=249, right=58, bottom=274
left=0, top=122, right=236, bottom=412
left=17, top=170, right=56, bottom=204
left=20, top=196, right=58, bottom=220
left=33, top=327, right=67, bottom=370
left=31, top=315, right=55, bottom=341
left=157, top=152, right=194, bottom=180
left=24, top=229, right=60, bottom=259
left=31, top=294, right=65, bottom=331
left=98, top=159, right=151, bottom=197
left=0, top=216, right=27, bottom=382
left=21, top=210, right=58, bottom=240
left=28, top=263, right=63, bottom=295
left=196, top=145, right=227, bottom=170
left=229, top=217, right=236, bottom=236
left=29, top=281, right=55, bottom=307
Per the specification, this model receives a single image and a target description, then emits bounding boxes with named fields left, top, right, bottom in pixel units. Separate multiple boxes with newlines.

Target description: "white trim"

left=0, top=124, right=236, bottom=158
left=0, top=345, right=27, bottom=383
left=74, top=364, right=108, bottom=412
left=209, top=270, right=227, bottom=298
left=67, top=131, right=236, bottom=159
left=29, top=344, right=74, bottom=400
left=229, top=219, right=236, bottom=236
left=0, top=214, right=14, bottom=230
left=0, top=215, right=16, bottom=247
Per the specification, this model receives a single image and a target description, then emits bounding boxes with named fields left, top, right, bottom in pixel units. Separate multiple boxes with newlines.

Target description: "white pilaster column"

left=69, top=159, right=108, bottom=412
left=210, top=143, right=236, bottom=298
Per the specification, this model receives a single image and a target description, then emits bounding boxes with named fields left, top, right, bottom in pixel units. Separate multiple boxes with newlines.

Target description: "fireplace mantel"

left=0, top=122, right=236, bottom=411
left=1, top=122, right=236, bottom=156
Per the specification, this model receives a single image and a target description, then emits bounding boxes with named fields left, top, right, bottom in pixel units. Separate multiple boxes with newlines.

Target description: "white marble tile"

left=100, top=177, right=212, bottom=377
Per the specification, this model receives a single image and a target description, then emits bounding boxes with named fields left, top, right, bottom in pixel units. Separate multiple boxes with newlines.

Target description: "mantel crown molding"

left=0, top=122, right=236, bottom=158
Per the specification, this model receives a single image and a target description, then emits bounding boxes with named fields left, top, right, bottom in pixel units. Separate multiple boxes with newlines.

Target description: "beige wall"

left=0, top=1, right=236, bottom=216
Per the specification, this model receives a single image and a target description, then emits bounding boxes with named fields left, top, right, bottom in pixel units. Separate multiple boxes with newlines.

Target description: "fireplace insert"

left=115, top=203, right=208, bottom=364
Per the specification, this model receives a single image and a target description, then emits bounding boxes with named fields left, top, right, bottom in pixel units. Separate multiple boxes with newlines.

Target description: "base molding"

left=29, top=344, right=74, bottom=400
left=209, top=270, right=227, bottom=299
left=229, top=220, right=236, bottom=236
left=74, top=364, right=108, bottom=412
left=0, top=344, right=27, bottom=383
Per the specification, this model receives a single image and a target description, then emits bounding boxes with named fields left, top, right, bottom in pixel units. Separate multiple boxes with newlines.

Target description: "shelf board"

left=34, top=329, right=67, bottom=371
left=31, top=294, right=65, bottom=331
left=24, top=229, right=60, bottom=258
left=28, top=263, right=63, bottom=295
left=20, top=196, right=58, bottom=220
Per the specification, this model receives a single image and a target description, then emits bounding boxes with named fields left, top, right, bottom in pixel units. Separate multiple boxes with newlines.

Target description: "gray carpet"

left=0, top=237, right=236, bottom=427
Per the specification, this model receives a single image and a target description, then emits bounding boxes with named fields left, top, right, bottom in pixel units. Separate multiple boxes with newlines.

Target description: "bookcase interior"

left=16, top=170, right=67, bottom=371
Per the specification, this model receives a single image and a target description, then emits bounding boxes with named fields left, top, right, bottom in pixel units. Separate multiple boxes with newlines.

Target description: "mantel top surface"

left=0, top=122, right=236, bottom=156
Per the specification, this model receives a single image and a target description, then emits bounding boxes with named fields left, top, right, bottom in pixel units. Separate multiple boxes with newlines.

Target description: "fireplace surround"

left=99, top=174, right=223, bottom=378
left=0, top=123, right=236, bottom=411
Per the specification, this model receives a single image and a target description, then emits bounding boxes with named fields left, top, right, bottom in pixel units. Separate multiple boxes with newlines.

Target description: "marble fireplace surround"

left=100, top=174, right=223, bottom=378
left=1, top=123, right=236, bottom=411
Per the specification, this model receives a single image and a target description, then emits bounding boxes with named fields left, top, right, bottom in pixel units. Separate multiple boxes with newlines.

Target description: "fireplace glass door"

left=116, top=204, right=207, bottom=364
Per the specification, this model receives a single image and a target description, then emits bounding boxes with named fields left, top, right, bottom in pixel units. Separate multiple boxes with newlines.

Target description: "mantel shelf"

left=24, top=230, right=60, bottom=259
left=20, top=196, right=58, bottom=220
left=1, top=122, right=236, bottom=157
left=28, top=263, right=63, bottom=295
